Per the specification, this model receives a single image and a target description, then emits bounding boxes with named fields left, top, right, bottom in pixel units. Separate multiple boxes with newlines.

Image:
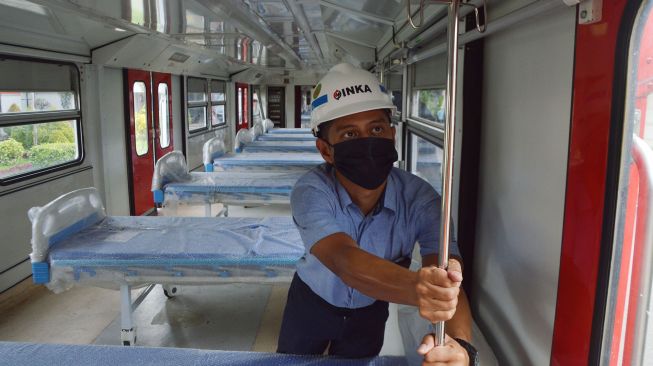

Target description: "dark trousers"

left=277, top=273, right=389, bottom=358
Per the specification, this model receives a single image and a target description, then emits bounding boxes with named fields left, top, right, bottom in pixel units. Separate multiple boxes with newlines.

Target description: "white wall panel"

left=472, top=6, right=575, bottom=365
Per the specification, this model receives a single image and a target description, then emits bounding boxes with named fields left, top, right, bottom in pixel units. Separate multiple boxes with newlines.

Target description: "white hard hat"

left=310, top=63, right=396, bottom=134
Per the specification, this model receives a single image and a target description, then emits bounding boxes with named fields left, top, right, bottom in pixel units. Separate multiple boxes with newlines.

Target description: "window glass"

left=187, top=77, right=207, bottom=102
left=185, top=9, right=204, bottom=34
left=411, top=89, right=445, bottom=124
left=392, top=90, right=402, bottom=114
left=0, top=120, right=79, bottom=179
left=211, top=80, right=226, bottom=102
left=133, top=82, right=148, bottom=155
left=0, top=91, right=76, bottom=114
left=130, top=0, right=145, bottom=26
left=188, top=106, right=207, bottom=132
left=211, top=105, right=225, bottom=126
left=237, top=88, right=243, bottom=124
left=155, top=0, right=166, bottom=33
left=157, top=83, right=170, bottom=148
left=410, top=133, right=442, bottom=194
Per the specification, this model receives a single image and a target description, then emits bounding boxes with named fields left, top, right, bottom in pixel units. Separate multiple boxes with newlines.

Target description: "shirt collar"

left=330, top=165, right=398, bottom=215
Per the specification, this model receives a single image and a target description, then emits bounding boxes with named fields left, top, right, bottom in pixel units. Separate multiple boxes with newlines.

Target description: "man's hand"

left=417, top=334, right=469, bottom=366
left=415, top=259, right=463, bottom=323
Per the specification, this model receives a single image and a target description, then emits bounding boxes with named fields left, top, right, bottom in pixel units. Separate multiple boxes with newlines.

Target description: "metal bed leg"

left=120, top=284, right=136, bottom=346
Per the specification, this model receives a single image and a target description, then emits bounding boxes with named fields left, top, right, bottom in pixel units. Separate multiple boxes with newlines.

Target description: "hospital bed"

left=203, top=137, right=323, bottom=172
left=268, top=128, right=312, bottom=134
left=0, top=342, right=408, bottom=365
left=256, top=133, right=315, bottom=141
left=153, top=151, right=302, bottom=216
left=29, top=188, right=305, bottom=345
left=235, top=127, right=318, bottom=153
left=259, top=118, right=312, bottom=134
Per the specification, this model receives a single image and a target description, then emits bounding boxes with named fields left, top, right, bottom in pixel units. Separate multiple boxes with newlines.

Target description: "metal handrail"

left=629, top=135, right=653, bottom=365
left=432, top=0, right=461, bottom=347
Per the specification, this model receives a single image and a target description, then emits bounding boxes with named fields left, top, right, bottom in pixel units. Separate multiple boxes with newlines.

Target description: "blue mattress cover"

left=213, top=153, right=324, bottom=167
left=48, top=216, right=304, bottom=267
left=163, top=171, right=304, bottom=194
left=268, top=128, right=312, bottom=134
left=0, top=342, right=407, bottom=366
left=257, top=134, right=315, bottom=141
left=240, top=140, right=318, bottom=153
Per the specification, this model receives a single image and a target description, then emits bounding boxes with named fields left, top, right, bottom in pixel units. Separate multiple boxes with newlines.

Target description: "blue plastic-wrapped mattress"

left=0, top=342, right=408, bottom=366
left=237, top=140, right=318, bottom=153
left=208, top=153, right=324, bottom=172
left=43, top=216, right=304, bottom=293
left=256, top=133, right=316, bottom=141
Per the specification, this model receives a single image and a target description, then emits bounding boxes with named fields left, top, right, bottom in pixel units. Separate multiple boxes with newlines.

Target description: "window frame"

left=209, top=79, right=227, bottom=127
left=186, top=76, right=208, bottom=134
left=0, top=56, right=84, bottom=185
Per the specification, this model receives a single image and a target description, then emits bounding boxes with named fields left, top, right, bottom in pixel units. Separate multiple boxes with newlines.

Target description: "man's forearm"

left=445, top=289, right=472, bottom=342
left=333, top=244, right=420, bottom=306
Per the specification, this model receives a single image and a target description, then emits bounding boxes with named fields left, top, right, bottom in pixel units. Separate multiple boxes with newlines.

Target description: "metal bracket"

left=461, top=0, right=487, bottom=33
left=578, top=0, right=602, bottom=25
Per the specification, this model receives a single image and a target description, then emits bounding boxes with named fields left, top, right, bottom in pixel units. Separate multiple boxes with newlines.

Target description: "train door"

left=551, top=1, right=653, bottom=364
left=295, top=85, right=312, bottom=128
left=267, top=86, right=285, bottom=127
left=125, top=69, right=174, bottom=216
left=235, top=82, right=249, bottom=131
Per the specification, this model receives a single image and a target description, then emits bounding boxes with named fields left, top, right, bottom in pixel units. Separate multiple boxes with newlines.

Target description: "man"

left=277, top=63, right=477, bottom=365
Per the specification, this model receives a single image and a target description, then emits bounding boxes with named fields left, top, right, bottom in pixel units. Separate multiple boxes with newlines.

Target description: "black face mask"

left=328, top=137, right=398, bottom=190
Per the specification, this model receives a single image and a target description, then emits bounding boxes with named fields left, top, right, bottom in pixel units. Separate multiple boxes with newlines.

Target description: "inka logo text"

left=333, top=84, right=373, bottom=100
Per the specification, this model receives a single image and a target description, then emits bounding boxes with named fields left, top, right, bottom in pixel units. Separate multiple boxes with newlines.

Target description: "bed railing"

left=202, top=137, right=226, bottom=172
left=28, top=188, right=106, bottom=284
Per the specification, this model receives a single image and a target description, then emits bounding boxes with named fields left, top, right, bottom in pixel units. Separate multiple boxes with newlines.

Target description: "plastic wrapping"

left=29, top=188, right=106, bottom=264
left=212, top=152, right=324, bottom=172
left=235, top=128, right=255, bottom=151
left=264, top=118, right=274, bottom=132
left=44, top=216, right=305, bottom=293
left=0, top=342, right=408, bottom=365
left=256, top=133, right=316, bottom=142
left=151, top=151, right=191, bottom=192
left=239, top=140, right=318, bottom=153
left=160, top=171, right=303, bottom=205
left=268, top=127, right=312, bottom=134
left=202, top=138, right=226, bottom=166
left=252, top=124, right=264, bottom=138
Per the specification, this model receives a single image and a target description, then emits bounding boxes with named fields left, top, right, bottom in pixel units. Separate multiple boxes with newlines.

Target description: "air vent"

left=168, top=52, right=190, bottom=63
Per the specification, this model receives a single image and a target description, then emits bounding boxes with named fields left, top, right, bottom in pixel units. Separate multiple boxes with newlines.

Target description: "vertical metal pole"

left=434, top=0, right=460, bottom=347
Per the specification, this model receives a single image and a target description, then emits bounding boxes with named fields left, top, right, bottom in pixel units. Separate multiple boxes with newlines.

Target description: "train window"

left=186, top=77, right=208, bottom=132
left=411, top=89, right=446, bottom=124
left=157, top=83, right=170, bottom=149
left=210, top=80, right=226, bottom=127
left=0, top=57, right=82, bottom=182
left=133, top=81, right=148, bottom=155
left=391, top=90, right=402, bottom=115
left=409, top=132, right=442, bottom=194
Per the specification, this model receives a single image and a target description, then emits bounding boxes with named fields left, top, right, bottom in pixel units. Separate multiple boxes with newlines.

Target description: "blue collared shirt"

left=291, top=163, right=461, bottom=309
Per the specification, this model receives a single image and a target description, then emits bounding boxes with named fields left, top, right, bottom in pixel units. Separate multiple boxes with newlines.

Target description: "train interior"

left=0, top=0, right=652, bottom=365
